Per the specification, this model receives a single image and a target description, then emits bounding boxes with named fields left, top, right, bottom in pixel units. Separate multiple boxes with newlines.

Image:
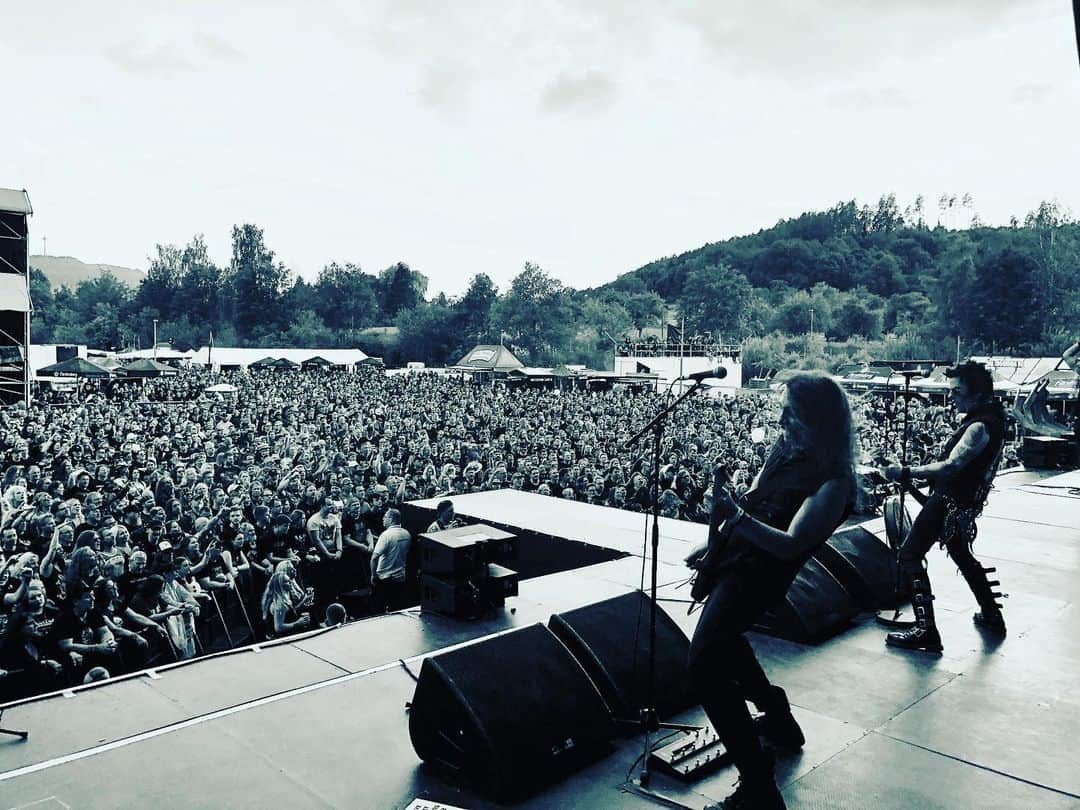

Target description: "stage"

left=2, top=472, right=1080, bottom=809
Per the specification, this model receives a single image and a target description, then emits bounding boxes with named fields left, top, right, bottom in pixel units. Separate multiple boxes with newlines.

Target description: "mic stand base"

left=0, top=710, right=28, bottom=741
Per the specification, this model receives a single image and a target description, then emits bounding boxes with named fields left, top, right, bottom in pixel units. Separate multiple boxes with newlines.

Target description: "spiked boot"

left=961, top=564, right=1006, bottom=636
left=886, top=560, right=943, bottom=652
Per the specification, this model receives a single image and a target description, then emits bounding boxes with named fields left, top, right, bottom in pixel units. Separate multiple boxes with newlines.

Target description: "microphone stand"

left=878, top=370, right=919, bottom=627
left=620, top=378, right=707, bottom=796
left=0, top=709, right=29, bottom=741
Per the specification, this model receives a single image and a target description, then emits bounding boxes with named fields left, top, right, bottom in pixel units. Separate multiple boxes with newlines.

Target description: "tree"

left=174, top=235, right=224, bottom=330
left=490, top=262, right=573, bottom=364
left=131, top=243, right=183, bottom=322
left=771, top=290, right=814, bottom=335
left=395, top=303, right=458, bottom=365
left=314, top=263, right=379, bottom=330
left=831, top=294, right=884, bottom=340
left=678, top=264, right=753, bottom=337
left=378, top=262, right=427, bottom=318
left=576, top=297, right=632, bottom=365
left=963, top=248, right=1043, bottom=350
left=28, top=268, right=54, bottom=342
left=227, top=224, right=290, bottom=340
left=885, top=291, right=932, bottom=332
left=282, top=309, right=335, bottom=347
left=84, top=303, right=123, bottom=349
left=284, top=277, right=320, bottom=319
left=624, top=291, right=665, bottom=337
left=453, top=273, right=497, bottom=344
left=74, top=271, right=129, bottom=316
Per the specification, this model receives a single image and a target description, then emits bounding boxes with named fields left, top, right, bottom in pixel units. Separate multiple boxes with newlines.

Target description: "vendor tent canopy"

left=119, top=358, right=177, bottom=377
left=271, top=357, right=300, bottom=370
left=990, top=370, right=1019, bottom=393
left=452, top=344, right=524, bottom=372
left=508, top=367, right=555, bottom=379
left=301, top=355, right=333, bottom=369
left=37, top=356, right=113, bottom=378
left=248, top=357, right=278, bottom=369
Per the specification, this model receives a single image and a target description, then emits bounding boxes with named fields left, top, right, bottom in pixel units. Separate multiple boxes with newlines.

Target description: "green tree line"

left=29, top=195, right=1079, bottom=373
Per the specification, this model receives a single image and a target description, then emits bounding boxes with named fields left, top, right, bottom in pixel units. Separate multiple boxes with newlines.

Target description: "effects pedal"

left=648, top=724, right=729, bottom=780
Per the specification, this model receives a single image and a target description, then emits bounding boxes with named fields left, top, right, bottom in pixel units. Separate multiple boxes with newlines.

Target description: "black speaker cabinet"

left=482, top=563, right=519, bottom=601
left=754, top=557, right=859, bottom=643
left=813, top=526, right=898, bottom=610
left=548, top=590, right=693, bottom=722
left=420, top=574, right=481, bottom=617
left=408, top=623, right=613, bottom=799
left=419, top=533, right=484, bottom=577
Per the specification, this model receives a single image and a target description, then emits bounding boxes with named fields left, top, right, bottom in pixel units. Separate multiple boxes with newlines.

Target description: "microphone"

left=680, top=366, right=728, bottom=382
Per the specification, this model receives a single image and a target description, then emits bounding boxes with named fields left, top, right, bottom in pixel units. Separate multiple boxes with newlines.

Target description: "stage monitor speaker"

left=813, top=526, right=899, bottom=610
left=548, top=590, right=693, bottom=722
left=420, top=574, right=481, bottom=617
left=419, top=533, right=484, bottom=577
left=754, top=557, right=859, bottom=643
left=408, top=623, right=613, bottom=800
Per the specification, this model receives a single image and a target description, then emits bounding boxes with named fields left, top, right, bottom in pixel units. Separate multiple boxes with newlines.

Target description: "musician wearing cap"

left=881, top=360, right=1007, bottom=652
left=685, top=372, right=856, bottom=810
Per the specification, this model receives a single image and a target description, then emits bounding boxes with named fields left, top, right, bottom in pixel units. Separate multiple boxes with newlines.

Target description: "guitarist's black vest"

left=933, top=401, right=1005, bottom=508
left=721, top=452, right=852, bottom=599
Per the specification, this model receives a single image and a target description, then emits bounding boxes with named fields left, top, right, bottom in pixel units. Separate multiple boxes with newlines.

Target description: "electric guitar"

left=689, top=463, right=739, bottom=603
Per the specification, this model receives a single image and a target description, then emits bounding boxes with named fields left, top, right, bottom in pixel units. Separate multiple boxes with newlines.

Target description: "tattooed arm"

left=887, top=423, right=990, bottom=485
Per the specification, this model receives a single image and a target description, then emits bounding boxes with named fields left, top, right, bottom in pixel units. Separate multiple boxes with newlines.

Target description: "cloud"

left=416, top=64, right=471, bottom=112
left=539, top=70, right=617, bottom=114
left=829, top=86, right=914, bottom=110
left=1010, top=82, right=1053, bottom=104
left=674, top=0, right=1045, bottom=85
left=105, top=32, right=243, bottom=74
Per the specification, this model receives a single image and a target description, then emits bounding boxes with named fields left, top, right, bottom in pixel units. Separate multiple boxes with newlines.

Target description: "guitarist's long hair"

left=763, top=372, right=857, bottom=492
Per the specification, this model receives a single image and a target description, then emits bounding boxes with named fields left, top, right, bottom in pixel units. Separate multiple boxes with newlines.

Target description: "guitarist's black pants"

left=688, top=568, right=785, bottom=780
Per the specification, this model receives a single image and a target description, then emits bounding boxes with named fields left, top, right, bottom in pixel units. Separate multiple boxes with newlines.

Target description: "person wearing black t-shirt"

left=340, top=498, right=373, bottom=594
left=0, top=610, right=64, bottom=701
left=51, top=585, right=117, bottom=683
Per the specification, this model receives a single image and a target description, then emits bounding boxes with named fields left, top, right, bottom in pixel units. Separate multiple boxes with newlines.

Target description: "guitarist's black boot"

left=755, top=686, right=804, bottom=750
left=886, top=560, right=943, bottom=653
left=960, top=563, right=1006, bottom=637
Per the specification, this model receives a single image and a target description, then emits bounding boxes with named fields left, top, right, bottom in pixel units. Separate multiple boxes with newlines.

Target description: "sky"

left=5, top=0, right=1079, bottom=297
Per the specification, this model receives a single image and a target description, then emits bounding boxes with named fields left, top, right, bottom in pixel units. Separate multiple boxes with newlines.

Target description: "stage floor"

left=3, top=473, right=1080, bottom=809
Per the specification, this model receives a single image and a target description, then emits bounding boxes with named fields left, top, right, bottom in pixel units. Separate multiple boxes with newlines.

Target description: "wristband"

left=899, top=466, right=913, bottom=485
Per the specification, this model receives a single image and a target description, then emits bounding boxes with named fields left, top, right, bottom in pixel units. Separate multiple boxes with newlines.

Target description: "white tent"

left=187, top=346, right=368, bottom=370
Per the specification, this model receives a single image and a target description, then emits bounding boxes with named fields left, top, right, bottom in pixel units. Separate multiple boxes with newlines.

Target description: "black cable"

left=398, top=658, right=419, bottom=683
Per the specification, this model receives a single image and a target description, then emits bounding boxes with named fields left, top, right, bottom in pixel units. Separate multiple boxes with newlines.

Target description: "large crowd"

left=0, top=365, right=1015, bottom=701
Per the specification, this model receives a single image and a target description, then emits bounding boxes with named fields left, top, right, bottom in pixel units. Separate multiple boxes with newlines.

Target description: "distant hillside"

left=601, top=200, right=1079, bottom=303
left=29, top=255, right=145, bottom=290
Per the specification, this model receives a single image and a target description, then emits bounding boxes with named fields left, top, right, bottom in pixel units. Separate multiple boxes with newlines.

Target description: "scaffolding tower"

left=0, top=188, right=32, bottom=407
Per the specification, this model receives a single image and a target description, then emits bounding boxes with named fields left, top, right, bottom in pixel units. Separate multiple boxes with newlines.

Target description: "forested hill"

left=600, top=196, right=1080, bottom=356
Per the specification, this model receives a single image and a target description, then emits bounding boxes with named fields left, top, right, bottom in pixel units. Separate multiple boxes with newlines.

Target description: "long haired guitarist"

left=683, top=372, right=856, bottom=810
